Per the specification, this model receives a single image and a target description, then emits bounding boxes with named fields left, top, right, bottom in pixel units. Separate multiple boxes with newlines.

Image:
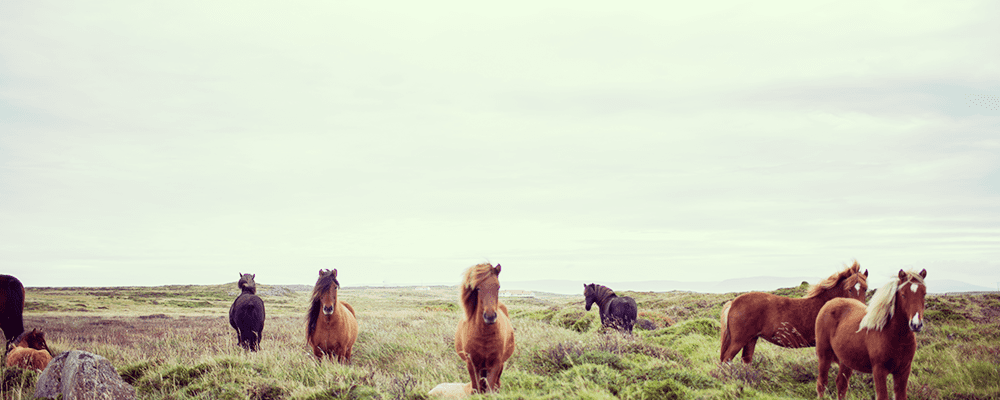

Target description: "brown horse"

left=720, top=261, right=868, bottom=363
left=455, top=263, right=515, bottom=393
left=815, top=269, right=927, bottom=400
left=306, top=269, right=358, bottom=363
left=6, top=328, right=54, bottom=372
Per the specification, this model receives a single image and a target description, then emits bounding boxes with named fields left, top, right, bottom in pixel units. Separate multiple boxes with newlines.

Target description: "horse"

left=229, top=273, right=265, bottom=351
left=719, top=261, right=869, bottom=363
left=815, top=269, right=927, bottom=400
left=0, top=275, right=25, bottom=345
left=5, top=328, right=54, bottom=372
left=583, top=283, right=638, bottom=333
left=455, top=263, right=515, bottom=393
left=306, top=269, right=358, bottom=363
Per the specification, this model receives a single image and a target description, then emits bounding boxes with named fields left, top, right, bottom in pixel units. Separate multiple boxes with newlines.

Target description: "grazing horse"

left=229, top=273, right=266, bottom=351
left=306, top=269, right=358, bottom=363
left=0, top=275, right=25, bottom=345
left=816, top=269, right=927, bottom=400
left=455, top=263, right=515, bottom=393
left=583, top=283, right=638, bottom=333
left=5, top=328, right=54, bottom=372
left=720, top=261, right=868, bottom=363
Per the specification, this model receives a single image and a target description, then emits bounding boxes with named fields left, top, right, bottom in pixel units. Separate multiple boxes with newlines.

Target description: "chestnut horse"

left=6, top=328, right=54, bottom=372
left=306, top=269, right=358, bottom=363
left=720, top=261, right=868, bottom=363
left=455, top=263, right=515, bottom=393
left=815, top=269, right=927, bottom=400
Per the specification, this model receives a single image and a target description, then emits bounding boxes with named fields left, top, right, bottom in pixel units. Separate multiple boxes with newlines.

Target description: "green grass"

left=3, top=285, right=998, bottom=399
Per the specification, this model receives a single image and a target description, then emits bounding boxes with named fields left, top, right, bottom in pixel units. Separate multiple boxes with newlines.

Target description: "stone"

left=34, top=350, right=137, bottom=400
left=428, top=382, right=473, bottom=399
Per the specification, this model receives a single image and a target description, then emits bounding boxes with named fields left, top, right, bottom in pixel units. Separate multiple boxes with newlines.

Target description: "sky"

left=1, top=1, right=998, bottom=292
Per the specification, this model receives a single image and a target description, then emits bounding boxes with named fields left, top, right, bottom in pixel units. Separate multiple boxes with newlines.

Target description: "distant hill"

left=500, top=277, right=997, bottom=295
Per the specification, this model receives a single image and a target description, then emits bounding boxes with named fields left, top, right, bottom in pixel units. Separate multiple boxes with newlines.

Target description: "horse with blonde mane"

left=455, top=263, right=515, bottom=393
left=815, top=269, right=927, bottom=400
left=720, top=261, right=868, bottom=363
left=306, top=269, right=358, bottom=363
left=5, top=328, right=54, bottom=372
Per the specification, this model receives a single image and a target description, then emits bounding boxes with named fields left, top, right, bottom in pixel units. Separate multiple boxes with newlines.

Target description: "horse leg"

left=872, top=365, right=890, bottom=400
left=740, top=336, right=758, bottom=364
left=816, top=356, right=831, bottom=398
left=892, top=367, right=910, bottom=400
left=486, top=362, right=505, bottom=392
left=835, top=366, right=853, bottom=400
left=465, top=360, right=482, bottom=393
left=720, top=331, right=743, bottom=363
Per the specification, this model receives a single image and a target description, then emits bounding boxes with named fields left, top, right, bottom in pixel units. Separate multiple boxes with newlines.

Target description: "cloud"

left=2, top=1, right=999, bottom=288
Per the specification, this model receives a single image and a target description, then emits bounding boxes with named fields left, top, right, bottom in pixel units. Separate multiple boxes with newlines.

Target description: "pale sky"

left=2, top=2, right=998, bottom=291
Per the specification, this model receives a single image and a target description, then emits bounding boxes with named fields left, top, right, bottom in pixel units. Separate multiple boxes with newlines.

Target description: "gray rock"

left=35, top=350, right=137, bottom=400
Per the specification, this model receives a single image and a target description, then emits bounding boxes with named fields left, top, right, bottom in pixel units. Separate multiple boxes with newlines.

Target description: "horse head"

left=806, top=261, right=869, bottom=301
left=476, top=264, right=502, bottom=325
left=897, top=269, right=927, bottom=332
left=583, top=284, right=596, bottom=311
left=238, top=272, right=257, bottom=294
left=317, top=269, right=340, bottom=315
left=845, top=266, right=869, bottom=302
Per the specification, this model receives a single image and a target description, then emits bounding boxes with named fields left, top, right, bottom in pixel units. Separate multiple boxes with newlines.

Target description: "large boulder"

left=34, top=350, right=137, bottom=400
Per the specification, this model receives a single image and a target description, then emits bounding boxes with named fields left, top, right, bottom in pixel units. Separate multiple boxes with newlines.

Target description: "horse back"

left=341, top=301, right=356, bottom=317
left=6, top=347, right=52, bottom=372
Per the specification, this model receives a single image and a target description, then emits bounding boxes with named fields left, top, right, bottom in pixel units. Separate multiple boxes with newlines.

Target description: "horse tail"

left=0, top=275, right=25, bottom=345
left=621, top=297, right=638, bottom=332
left=720, top=300, right=733, bottom=362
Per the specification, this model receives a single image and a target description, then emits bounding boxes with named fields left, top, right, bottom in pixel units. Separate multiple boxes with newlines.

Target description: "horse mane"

left=858, top=269, right=926, bottom=331
left=804, top=261, right=865, bottom=299
left=460, top=263, right=497, bottom=321
left=587, top=284, right=617, bottom=303
left=306, top=271, right=340, bottom=337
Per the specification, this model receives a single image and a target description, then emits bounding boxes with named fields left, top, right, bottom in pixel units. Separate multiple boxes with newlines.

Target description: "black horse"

left=583, top=283, right=638, bottom=333
left=1, top=275, right=25, bottom=345
left=229, top=273, right=265, bottom=351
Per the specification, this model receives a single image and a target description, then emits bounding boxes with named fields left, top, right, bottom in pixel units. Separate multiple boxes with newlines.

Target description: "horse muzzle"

left=909, top=312, right=923, bottom=332
left=483, top=311, right=497, bottom=325
left=323, top=305, right=335, bottom=315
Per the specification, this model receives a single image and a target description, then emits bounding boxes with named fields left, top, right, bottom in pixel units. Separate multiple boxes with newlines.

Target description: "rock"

left=34, top=350, right=137, bottom=400
left=428, top=382, right=473, bottom=399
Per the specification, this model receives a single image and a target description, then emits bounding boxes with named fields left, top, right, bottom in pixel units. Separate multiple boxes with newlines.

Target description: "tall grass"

left=5, top=286, right=998, bottom=399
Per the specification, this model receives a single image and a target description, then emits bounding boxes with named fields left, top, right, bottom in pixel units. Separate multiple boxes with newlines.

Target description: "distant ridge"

left=499, top=277, right=997, bottom=295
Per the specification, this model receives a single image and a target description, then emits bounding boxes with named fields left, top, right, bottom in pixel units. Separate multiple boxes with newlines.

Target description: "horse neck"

left=595, top=292, right=617, bottom=312
left=241, top=287, right=256, bottom=295
left=885, top=293, right=915, bottom=336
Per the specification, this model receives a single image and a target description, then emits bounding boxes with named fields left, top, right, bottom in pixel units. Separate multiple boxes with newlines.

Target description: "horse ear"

left=495, top=264, right=501, bottom=275
left=919, top=269, right=927, bottom=279
left=318, top=269, right=326, bottom=276
left=252, top=274, right=255, bottom=279
left=898, top=269, right=907, bottom=280
left=863, top=269, right=868, bottom=277
left=332, top=269, right=338, bottom=278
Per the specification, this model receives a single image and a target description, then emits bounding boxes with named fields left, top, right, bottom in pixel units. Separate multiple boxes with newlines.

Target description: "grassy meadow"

left=1, top=281, right=998, bottom=400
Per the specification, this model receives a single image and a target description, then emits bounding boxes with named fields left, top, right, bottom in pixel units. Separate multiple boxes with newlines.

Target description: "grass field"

left=2, top=281, right=998, bottom=399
